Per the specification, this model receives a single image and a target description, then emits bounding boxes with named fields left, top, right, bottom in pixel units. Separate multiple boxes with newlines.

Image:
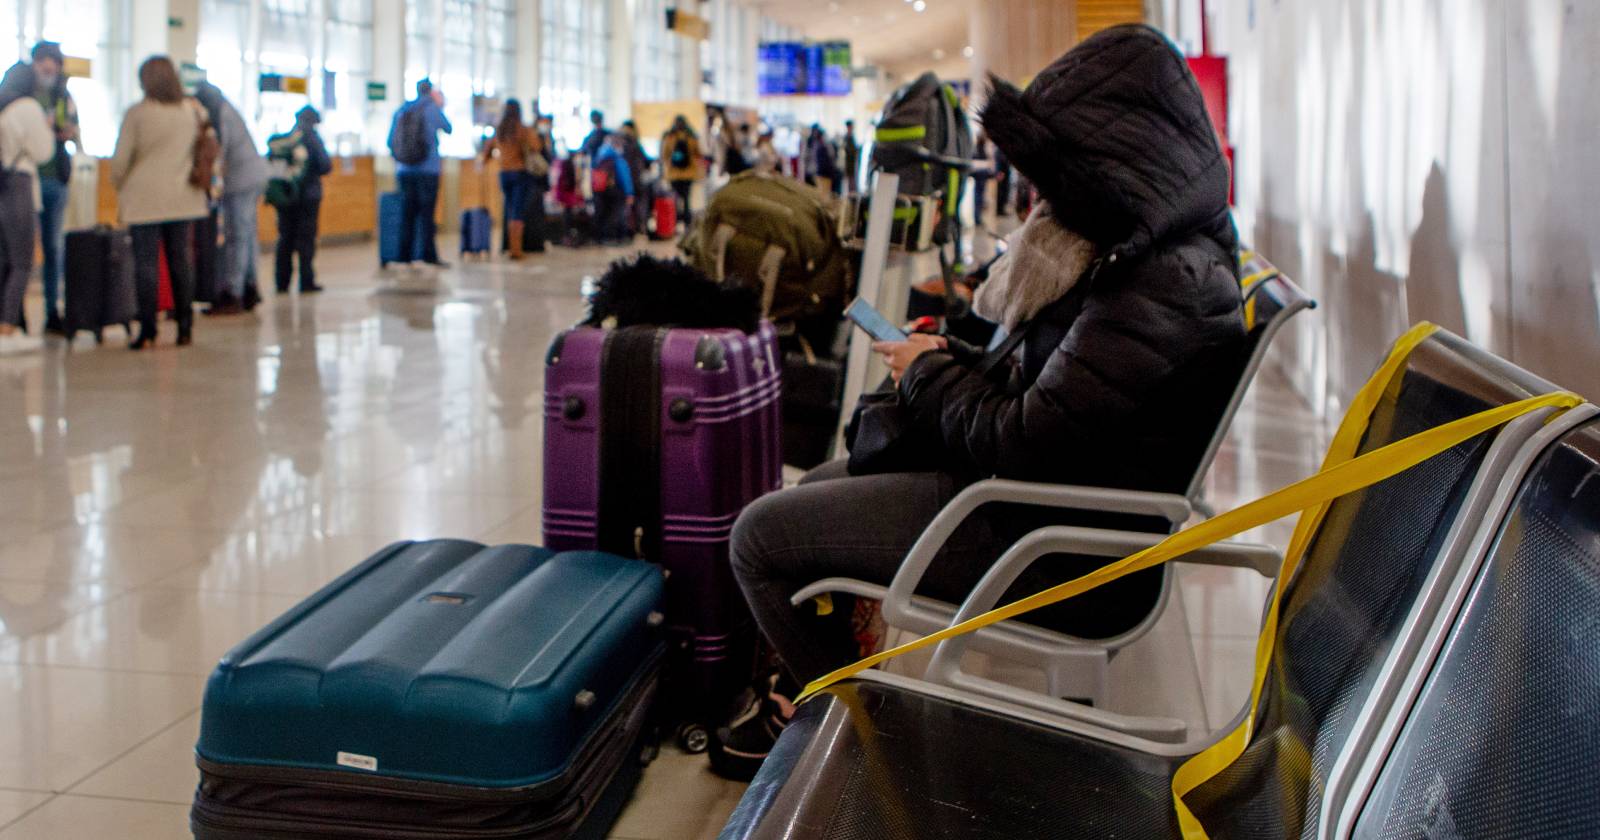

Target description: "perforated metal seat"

left=1343, top=418, right=1600, bottom=839
left=791, top=257, right=1316, bottom=710
left=720, top=330, right=1588, bottom=840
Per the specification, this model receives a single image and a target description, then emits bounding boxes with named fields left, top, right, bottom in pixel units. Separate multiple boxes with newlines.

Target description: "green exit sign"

left=365, top=81, right=388, bottom=102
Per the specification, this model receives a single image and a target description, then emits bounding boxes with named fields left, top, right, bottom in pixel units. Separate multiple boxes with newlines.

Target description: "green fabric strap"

left=875, top=125, right=927, bottom=143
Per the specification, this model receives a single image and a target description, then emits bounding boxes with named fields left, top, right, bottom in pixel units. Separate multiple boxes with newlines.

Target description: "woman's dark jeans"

left=131, top=220, right=197, bottom=333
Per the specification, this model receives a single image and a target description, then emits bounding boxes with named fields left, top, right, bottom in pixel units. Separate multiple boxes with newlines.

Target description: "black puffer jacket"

left=898, top=25, right=1246, bottom=637
left=903, top=24, right=1244, bottom=492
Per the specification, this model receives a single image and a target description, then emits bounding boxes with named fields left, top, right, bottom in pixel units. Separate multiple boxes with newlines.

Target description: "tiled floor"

left=0, top=233, right=1326, bottom=838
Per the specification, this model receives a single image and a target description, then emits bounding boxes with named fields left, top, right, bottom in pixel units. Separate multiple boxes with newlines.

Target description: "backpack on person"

left=591, top=153, right=617, bottom=195
left=669, top=136, right=690, bottom=169
left=390, top=102, right=431, bottom=165
left=263, top=130, right=308, bottom=208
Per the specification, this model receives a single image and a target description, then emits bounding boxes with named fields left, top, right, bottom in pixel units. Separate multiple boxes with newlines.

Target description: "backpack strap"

left=756, top=243, right=787, bottom=314
left=711, top=223, right=738, bottom=283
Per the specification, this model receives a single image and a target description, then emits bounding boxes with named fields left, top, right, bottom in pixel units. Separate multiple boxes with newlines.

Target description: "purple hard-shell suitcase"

left=543, top=322, right=782, bottom=751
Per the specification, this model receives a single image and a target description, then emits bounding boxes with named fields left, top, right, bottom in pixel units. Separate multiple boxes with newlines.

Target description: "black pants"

left=131, top=220, right=196, bottom=333
left=275, top=199, right=321, bottom=291
left=595, top=190, right=629, bottom=243
left=397, top=171, right=440, bottom=264
left=670, top=179, right=693, bottom=224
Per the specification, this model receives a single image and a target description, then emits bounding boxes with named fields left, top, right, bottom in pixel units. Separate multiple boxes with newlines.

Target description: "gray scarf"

left=974, top=200, right=1097, bottom=332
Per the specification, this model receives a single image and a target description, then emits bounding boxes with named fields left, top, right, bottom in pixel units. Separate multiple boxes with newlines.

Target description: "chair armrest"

left=925, top=526, right=1279, bottom=676
left=882, top=479, right=1193, bottom=633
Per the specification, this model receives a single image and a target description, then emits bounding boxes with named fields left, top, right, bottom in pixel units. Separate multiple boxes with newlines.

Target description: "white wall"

left=1217, top=0, right=1600, bottom=410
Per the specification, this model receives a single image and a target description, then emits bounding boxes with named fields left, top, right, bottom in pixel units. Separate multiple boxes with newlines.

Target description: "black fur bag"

left=582, top=254, right=762, bottom=334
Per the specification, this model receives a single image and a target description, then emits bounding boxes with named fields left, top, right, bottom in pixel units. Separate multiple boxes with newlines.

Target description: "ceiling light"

left=828, top=1, right=838, bottom=9
left=932, top=48, right=945, bottom=60
left=912, top=0, right=926, bottom=10
left=962, top=45, right=974, bottom=58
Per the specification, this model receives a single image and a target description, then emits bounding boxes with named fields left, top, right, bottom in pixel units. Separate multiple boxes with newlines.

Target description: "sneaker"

left=707, top=674, right=795, bottom=782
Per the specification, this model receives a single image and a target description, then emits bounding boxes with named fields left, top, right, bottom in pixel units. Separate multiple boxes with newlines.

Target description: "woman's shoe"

left=176, top=327, right=193, bottom=346
left=129, top=329, right=153, bottom=350
left=707, top=674, right=796, bottom=781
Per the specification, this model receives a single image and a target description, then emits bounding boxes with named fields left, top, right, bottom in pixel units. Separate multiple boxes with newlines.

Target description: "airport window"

left=701, top=0, right=757, bottom=106
left=539, top=0, right=611, bottom=153
left=322, top=0, right=375, bottom=154
left=257, top=0, right=315, bottom=145
left=632, top=0, right=682, bottom=105
left=38, top=0, right=131, bottom=156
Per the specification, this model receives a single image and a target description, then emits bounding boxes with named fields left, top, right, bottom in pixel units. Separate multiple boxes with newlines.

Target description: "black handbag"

left=844, top=326, right=1030, bottom=476
left=843, top=277, right=1092, bottom=476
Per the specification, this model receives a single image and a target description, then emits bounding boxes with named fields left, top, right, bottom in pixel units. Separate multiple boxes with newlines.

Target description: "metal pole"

left=834, top=171, right=900, bottom=454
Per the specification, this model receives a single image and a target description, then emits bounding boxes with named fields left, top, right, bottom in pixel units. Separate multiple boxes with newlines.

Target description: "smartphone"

left=846, top=297, right=908, bottom=343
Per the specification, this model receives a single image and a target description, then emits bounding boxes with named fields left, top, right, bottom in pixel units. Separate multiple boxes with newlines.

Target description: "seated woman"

left=719, top=26, right=1248, bottom=776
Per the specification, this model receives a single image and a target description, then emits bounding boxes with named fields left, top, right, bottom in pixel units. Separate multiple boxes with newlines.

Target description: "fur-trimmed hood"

left=979, top=24, right=1236, bottom=262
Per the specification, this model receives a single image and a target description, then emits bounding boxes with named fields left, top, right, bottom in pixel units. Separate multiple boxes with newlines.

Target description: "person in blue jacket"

left=591, top=133, right=634, bottom=245
left=387, top=79, right=452, bottom=268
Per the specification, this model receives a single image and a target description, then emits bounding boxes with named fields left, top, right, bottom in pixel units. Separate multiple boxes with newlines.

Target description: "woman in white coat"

left=0, top=61, right=55, bottom=343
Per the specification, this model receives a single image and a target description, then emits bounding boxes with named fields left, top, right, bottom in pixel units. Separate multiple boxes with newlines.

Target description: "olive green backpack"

left=682, top=172, right=853, bottom=329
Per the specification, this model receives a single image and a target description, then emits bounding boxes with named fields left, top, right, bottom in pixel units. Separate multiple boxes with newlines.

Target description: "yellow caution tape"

left=794, top=321, right=1584, bottom=837
left=1238, top=267, right=1279, bottom=331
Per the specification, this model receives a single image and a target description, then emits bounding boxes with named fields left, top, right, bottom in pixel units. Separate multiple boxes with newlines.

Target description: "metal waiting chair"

left=1331, top=415, right=1600, bottom=838
left=721, top=329, right=1592, bottom=840
left=790, top=255, right=1315, bottom=708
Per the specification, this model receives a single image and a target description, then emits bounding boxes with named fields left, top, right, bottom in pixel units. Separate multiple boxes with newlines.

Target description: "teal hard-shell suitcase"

left=190, top=540, right=666, bottom=839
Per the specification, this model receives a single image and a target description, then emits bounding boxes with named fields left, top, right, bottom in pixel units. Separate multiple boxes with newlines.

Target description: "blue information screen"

left=758, top=41, right=851, bottom=96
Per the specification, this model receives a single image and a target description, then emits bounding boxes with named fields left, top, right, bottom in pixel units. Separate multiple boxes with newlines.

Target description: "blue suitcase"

left=191, top=541, right=666, bottom=839
left=378, top=191, right=426, bottom=266
left=460, top=206, right=492, bottom=257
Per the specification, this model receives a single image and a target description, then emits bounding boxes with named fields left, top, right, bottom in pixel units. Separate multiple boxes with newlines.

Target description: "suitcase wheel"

left=676, top=723, right=709, bottom=754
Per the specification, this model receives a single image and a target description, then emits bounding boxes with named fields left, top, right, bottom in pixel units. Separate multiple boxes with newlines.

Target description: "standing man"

left=839, top=119, right=861, bottom=195
left=579, top=109, right=609, bottom=159
left=387, top=79, right=452, bottom=268
left=267, top=106, right=332, bottom=294
left=194, top=80, right=267, bottom=313
left=29, top=42, right=77, bottom=336
left=618, top=120, right=650, bottom=237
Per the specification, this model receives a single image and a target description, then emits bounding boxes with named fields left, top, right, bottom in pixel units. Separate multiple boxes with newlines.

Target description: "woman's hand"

left=873, top=334, right=948, bottom=383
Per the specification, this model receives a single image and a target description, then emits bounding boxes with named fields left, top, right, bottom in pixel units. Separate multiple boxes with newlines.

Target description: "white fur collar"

left=974, top=201, right=1097, bottom=331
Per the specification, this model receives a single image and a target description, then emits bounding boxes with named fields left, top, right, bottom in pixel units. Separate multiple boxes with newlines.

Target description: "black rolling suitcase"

left=63, top=226, right=137, bottom=344
left=193, top=209, right=221, bottom=303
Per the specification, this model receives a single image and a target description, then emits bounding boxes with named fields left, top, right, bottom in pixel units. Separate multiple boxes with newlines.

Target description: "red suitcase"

left=158, top=247, right=174, bottom=312
left=543, top=321, right=782, bottom=751
left=650, top=196, right=677, bottom=241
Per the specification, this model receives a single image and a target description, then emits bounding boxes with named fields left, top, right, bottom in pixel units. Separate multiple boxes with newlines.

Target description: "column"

left=968, top=0, right=1078, bottom=103
left=609, top=0, right=632, bottom=117
left=516, top=0, right=538, bottom=104
left=165, top=0, right=202, bottom=63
